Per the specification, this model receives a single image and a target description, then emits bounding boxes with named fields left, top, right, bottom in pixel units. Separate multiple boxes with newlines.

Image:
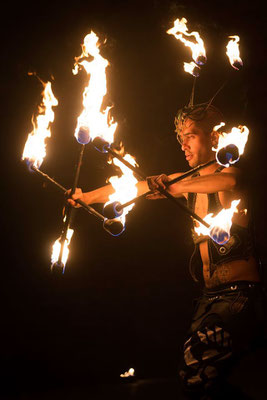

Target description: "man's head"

left=174, top=104, right=224, bottom=167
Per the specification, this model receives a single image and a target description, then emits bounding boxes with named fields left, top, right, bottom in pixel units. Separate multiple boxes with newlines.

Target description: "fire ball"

left=216, top=144, right=239, bottom=166
left=103, top=218, right=125, bottom=236
left=77, top=126, right=91, bottom=145
left=51, top=261, right=65, bottom=274
left=103, top=201, right=123, bottom=219
left=92, top=136, right=110, bottom=153
left=209, top=226, right=230, bottom=245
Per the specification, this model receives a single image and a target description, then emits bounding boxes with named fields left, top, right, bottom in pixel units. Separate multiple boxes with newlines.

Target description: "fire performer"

left=67, top=103, right=265, bottom=398
left=145, top=104, right=266, bottom=399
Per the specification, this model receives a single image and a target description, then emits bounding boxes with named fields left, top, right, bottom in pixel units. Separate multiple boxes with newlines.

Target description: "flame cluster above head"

left=167, top=17, right=207, bottom=77
left=167, top=17, right=244, bottom=146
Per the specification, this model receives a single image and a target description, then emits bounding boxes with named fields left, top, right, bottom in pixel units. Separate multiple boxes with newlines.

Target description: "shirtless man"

left=68, top=104, right=264, bottom=399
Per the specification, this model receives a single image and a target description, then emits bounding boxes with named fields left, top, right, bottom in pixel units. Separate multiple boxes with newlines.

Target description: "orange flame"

left=194, top=200, right=240, bottom=243
left=120, top=368, right=135, bottom=378
left=226, top=35, right=243, bottom=70
left=213, top=123, right=249, bottom=163
left=73, top=31, right=117, bottom=144
left=184, top=61, right=200, bottom=77
left=167, top=18, right=206, bottom=67
left=105, top=154, right=138, bottom=224
left=22, top=80, right=58, bottom=168
left=51, top=228, right=74, bottom=268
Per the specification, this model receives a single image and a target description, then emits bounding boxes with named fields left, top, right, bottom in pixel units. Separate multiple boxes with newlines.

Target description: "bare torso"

left=194, top=189, right=260, bottom=289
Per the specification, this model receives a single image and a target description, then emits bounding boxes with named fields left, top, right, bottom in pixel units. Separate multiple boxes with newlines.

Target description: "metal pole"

left=106, top=147, right=146, bottom=180
left=116, top=159, right=217, bottom=214
left=31, top=165, right=104, bottom=221
left=57, top=145, right=86, bottom=265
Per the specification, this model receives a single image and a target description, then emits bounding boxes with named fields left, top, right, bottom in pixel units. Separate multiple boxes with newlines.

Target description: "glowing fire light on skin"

left=226, top=35, right=243, bottom=70
left=73, top=31, right=117, bottom=145
left=22, top=79, right=58, bottom=169
left=213, top=123, right=249, bottom=167
left=194, top=200, right=240, bottom=244
left=51, top=228, right=74, bottom=268
left=167, top=17, right=206, bottom=67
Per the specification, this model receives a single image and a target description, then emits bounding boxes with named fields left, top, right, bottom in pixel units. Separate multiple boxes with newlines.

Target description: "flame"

left=73, top=31, right=117, bottom=143
left=226, top=35, right=243, bottom=70
left=105, top=154, right=138, bottom=224
left=194, top=200, right=240, bottom=243
left=213, top=123, right=249, bottom=162
left=183, top=61, right=200, bottom=77
left=22, top=80, right=58, bottom=169
left=120, top=368, right=135, bottom=378
left=167, top=18, right=206, bottom=66
left=51, top=228, right=74, bottom=268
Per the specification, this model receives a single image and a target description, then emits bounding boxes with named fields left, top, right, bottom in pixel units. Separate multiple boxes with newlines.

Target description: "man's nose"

left=181, top=140, right=189, bottom=151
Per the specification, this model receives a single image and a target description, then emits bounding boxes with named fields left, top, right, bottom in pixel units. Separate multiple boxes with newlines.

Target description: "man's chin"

left=187, top=158, right=198, bottom=168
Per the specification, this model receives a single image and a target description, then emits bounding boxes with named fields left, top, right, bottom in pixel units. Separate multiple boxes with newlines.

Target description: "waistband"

left=203, top=280, right=261, bottom=296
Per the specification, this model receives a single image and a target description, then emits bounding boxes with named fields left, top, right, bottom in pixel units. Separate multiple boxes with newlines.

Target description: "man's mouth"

left=185, top=154, right=193, bottom=161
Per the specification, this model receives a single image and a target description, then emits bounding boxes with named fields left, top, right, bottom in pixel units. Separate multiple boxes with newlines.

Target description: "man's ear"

left=211, top=130, right=219, bottom=147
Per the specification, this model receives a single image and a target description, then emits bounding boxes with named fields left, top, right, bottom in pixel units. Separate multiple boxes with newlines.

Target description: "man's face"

left=180, top=119, right=214, bottom=167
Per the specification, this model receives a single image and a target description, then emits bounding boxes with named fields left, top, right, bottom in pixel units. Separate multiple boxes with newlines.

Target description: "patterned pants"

left=179, top=281, right=266, bottom=399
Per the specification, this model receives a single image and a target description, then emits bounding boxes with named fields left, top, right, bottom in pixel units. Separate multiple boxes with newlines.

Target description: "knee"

left=178, top=325, right=232, bottom=395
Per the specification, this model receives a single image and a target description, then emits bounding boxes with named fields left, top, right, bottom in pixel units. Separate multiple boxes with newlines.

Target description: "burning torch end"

left=92, top=136, right=110, bottom=153
left=77, top=126, right=91, bottom=145
left=192, top=66, right=201, bottom=78
left=24, top=159, right=38, bottom=173
left=51, top=261, right=65, bottom=275
left=232, top=60, right=243, bottom=71
left=216, top=144, right=239, bottom=167
left=209, top=226, right=230, bottom=245
left=103, top=218, right=125, bottom=236
left=195, top=55, right=207, bottom=66
left=103, top=201, right=123, bottom=219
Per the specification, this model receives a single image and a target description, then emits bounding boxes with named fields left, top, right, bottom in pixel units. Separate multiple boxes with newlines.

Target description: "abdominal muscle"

left=195, top=191, right=260, bottom=289
left=199, top=241, right=260, bottom=289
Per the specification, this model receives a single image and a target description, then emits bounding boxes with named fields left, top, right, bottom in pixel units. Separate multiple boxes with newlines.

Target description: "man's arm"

left=68, top=180, right=150, bottom=207
left=146, top=167, right=241, bottom=199
left=172, top=167, right=239, bottom=196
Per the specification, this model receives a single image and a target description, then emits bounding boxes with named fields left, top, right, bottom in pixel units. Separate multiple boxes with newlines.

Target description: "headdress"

left=174, top=79, right=226, bottom=144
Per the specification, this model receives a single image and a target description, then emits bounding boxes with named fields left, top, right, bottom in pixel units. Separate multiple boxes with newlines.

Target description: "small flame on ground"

left=194, top=200, right=240, bottom=242
left=105, top=154, right=138, bottom=224
left=226, top=35, right=243, bottom=70
left=213, top=123, right=249, bottom=159
left=73, top=31, right=117, bottom=143
left=167, top=18, right=206, bottom=67
left=22, top=79, right=58, bottom=169
left=120, top=368, right=135, bottom=378
left=51, top=228, right=74, bottom=267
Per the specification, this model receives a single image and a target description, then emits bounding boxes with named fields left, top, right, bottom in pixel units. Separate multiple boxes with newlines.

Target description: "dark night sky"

left=1, top=0, right=267, bottom=397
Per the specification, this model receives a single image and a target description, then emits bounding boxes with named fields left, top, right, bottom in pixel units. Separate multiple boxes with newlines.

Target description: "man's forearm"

left=84, top=180, right=150, bottom=204
left=173, top=172, right=237, bottom=195
left=83, top=184, right=115, bottom=204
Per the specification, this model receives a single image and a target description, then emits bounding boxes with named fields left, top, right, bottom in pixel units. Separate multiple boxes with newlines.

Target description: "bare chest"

left=194, top=193, right=209, bottom=219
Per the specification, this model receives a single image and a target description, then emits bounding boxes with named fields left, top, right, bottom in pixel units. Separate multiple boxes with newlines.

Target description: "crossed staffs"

left=29, top=134, right=240, bottom=272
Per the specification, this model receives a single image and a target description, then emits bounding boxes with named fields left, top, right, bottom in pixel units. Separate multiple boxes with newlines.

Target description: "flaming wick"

left=167, top=17, right=207, bottom=72
left=226, top=35, right=243, bottom=71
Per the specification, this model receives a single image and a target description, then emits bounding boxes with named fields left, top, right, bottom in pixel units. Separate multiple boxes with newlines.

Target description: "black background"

left=1, top=0, right=267, bottom=397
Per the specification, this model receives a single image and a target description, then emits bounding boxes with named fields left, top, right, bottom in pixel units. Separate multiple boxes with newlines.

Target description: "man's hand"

left=66, top=188, right=85, bottom=208
left=146, top=174, right=170, bottom=199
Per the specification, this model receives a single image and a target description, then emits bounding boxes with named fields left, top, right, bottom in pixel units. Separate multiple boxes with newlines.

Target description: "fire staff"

left=68, top=104, right=265, bottom=399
